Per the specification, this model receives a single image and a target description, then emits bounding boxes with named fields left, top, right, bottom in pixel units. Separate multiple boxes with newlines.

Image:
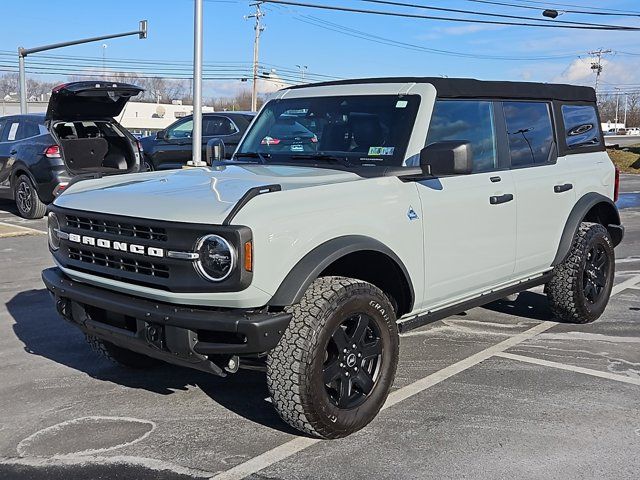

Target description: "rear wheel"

left=14, top=175, right=46, bottom=219
left=267, top=276, right=399, bottom=439
left=86, top=336, right=161, bottom=369
left=547, top=222, right=614, bottom=323
left=141, top=157, right=154, bottom=172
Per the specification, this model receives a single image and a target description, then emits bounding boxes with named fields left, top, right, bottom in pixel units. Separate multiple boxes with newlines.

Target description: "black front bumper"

left=42, top=267, right=291, bottom=376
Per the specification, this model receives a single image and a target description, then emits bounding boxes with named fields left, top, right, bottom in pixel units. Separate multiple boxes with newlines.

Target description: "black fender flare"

left=9, top=161, right=37, bottom=193
left=552, top=192, right=623, bottom=266
left=268, top=235, right=415, bottom=309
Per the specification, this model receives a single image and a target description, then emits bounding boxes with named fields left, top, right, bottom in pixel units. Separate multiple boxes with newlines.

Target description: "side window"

left=203, top=116, right=238, bottom=136
left=426, top=100, right=497, bottom=172
left=0, top=120, right=7, bottom=142
left=20, top=121, right=41, bottom=139
left=166, top=118, right=193, bottom=140
left=561, top=104, right=601, bottom=149
left=5, top=121, right=20, bottom=142
left=503, top=101, right=554, bottom=167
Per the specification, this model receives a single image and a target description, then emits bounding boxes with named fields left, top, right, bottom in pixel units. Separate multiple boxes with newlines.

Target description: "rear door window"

left=203, top=116, right=238, bottom=136
left=503, top=101, right=554, bottom=167
left=426, top=100, right=497, bottom=172
left=561, top=105, right=601, bottom=149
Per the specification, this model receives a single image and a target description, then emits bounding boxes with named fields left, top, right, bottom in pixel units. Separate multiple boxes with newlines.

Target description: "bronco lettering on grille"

left=68, top=234, right=164, bottom=258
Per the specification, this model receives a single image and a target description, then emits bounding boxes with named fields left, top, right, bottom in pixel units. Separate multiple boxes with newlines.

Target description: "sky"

left=2, top=0, right=640, bottom=97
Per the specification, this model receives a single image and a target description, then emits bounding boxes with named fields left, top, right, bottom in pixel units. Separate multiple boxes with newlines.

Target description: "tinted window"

left=0, top=120, right=6, bottom=141
left=562, top=105, right=600, bottom=148
left=426, top=100, right=497, bottom=172
left=204, top=116, right=237, bottom=136
left=21, top=121, right=41, bottom=139
left=503, top=102, right=554, bottom=167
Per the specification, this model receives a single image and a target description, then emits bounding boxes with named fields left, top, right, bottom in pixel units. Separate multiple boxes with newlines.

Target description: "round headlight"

left=195, top=234, right=236, bottom=282
left=48, top=212, right=61, bottom=251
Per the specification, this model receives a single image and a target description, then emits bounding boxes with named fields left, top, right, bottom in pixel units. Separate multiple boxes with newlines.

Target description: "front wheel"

left=547, top=222, right=615, bottom=323
left=267, top=276, right=399, bottom=439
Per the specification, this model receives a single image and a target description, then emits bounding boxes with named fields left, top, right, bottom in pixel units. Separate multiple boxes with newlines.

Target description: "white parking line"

left=495, top=352, right=640, bottom=386
left=611, top=274, right=640, bottom=296
left=211, top=321, right=556, bottom=480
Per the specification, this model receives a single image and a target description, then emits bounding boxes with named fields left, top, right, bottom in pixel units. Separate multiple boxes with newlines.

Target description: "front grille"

left=69, top=247, right=169, bottom=278
left=66, top=215, right=168, bottom=242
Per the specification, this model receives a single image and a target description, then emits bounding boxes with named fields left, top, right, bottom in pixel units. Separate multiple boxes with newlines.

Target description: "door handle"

left=490, top=176, right=501, bottom=183
left=10, top=149, right=17, bottom=155
left=554, top=183, right=573, bottom=193
left=489, top=193, right=514, bottom=205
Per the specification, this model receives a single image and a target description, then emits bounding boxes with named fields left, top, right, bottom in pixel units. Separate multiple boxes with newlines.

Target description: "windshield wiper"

left=233, top=152, right=270, bottom=164
left=290, top=153, right=353, bottom=168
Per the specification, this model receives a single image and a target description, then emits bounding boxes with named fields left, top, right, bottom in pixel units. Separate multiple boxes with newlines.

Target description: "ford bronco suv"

left=42, top=77, right=623, bottom=439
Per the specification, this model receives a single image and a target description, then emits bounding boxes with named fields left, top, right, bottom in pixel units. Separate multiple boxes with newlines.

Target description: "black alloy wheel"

left=583, top=244, right=610, bottom=304
left=323, top=313, right=383, bottom=409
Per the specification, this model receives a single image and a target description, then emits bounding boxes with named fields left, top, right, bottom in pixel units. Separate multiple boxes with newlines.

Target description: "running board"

left=397, top=273, right=553, bottom=333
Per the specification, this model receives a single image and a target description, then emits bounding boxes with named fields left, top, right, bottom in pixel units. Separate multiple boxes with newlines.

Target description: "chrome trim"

left=54, top=229, right=69, bottom=240
left=167, top=251, right=200, bottom=260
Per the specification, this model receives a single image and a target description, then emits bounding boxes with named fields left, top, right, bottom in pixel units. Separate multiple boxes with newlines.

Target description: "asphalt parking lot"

left=0, top=175, right=639, bottom=480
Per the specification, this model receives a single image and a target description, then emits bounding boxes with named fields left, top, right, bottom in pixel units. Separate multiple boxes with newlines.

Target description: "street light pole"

left=17, top=20, right=147, bottom=113
left=248, top=2, right=265, bottom=112
left=189, top=0, right=206, bottom=167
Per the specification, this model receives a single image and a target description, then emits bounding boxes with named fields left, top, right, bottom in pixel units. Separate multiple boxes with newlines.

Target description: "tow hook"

left=55, top=297, right=72, bottom=321
left=145, top=322, right=165, bottom=350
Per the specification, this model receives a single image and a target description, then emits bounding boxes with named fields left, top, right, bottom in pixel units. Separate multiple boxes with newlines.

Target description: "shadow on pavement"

left=0, top=199, right=19, bottom=216
left=481, top=290, right=555, bottom=321
left=6, top=289, right=296, bottom=435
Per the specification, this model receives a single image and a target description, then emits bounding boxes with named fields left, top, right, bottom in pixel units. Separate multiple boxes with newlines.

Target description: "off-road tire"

left=547, top=222, right=615, bottom=323
left=266, top=276, right=399, bottom=439
left=14, top=175, right=46, bottom=219
left=86, top=335, right=161, bottom=369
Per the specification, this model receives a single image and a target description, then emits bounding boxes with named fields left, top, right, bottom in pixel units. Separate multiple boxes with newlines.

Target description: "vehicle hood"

left=54, top=164, right=362, bottom=224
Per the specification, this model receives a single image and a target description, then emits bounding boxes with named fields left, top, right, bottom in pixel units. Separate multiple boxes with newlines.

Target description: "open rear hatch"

left=46, top=82, right=143, bottom=175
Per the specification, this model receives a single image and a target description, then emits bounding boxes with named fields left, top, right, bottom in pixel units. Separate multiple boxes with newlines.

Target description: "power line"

left=506, top=0, right=640, bottom=15
left=269, top=3, right=586, bottom=61
left=261, top=0, right=640, bottom=30
left=357, top=0, right=639, bottom=26
left=466, top=0, right=640, bottom=17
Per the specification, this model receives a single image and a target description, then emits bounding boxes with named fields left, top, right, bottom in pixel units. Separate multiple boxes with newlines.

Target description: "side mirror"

left=420, top=141, right=473, bottom=176
left=156, top=129, right=166, bottom=140
left=206, top=138, right=225, bottom=165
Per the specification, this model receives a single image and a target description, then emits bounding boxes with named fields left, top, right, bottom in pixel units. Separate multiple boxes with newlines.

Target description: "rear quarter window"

left=561, top=105, right=601, bottom=149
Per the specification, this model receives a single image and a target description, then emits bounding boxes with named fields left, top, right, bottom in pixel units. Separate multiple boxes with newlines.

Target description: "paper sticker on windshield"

left=368, top=146, right=395, bottom=156
left=396, top=100, right=408, bottom=108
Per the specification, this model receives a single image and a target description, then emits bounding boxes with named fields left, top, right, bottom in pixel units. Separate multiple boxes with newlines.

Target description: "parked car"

left=43, top=77, right=622, bottom=439
left=0, top=82, right=143, bottom=219
left=139, top=112, right=255, bottom=170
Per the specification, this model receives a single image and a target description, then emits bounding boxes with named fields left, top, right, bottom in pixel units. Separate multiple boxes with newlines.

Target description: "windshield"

left=236, top=95, right=420, bottom=167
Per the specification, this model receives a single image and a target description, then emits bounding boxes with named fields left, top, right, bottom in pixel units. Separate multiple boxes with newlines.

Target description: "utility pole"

left=615, top=87, right=620, bottom=134
left=588, top=48, right=611, bottom=94
left=247, top=2, right=265, bottom=112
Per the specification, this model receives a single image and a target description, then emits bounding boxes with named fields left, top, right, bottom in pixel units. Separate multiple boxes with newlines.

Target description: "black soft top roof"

left=286, top=77, right=596, bottom=103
